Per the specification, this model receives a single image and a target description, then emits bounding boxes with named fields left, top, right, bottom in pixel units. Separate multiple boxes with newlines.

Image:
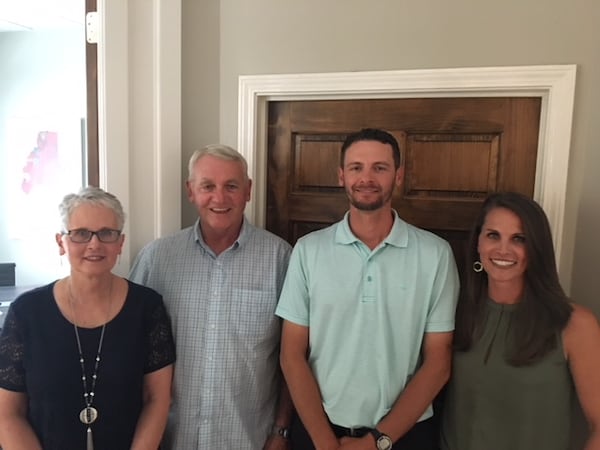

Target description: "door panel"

left=266, top=97, right=541, bottom=267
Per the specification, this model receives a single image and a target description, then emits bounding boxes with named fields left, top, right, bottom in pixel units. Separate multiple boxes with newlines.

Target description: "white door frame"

left=238, top=65, right=576, bottom=267
left=97, top=0, right=181, bottom=274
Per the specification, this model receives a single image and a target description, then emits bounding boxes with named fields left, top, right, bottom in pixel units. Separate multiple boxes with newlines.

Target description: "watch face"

left=377, top=435, right=393, bottom=450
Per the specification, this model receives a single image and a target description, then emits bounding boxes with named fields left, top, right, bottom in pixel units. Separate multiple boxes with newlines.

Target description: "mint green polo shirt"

left=276, top=211, right=459, bottom=427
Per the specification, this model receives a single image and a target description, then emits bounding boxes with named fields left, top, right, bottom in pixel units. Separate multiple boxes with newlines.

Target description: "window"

left=0, top=1, right=91, bottom=286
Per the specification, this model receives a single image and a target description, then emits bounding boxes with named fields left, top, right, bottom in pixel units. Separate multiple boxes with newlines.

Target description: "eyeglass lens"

left=67, top=229, right=121, bottom=243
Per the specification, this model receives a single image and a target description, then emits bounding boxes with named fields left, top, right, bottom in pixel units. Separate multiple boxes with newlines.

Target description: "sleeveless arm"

left=564, top=304, right=600, bottom=450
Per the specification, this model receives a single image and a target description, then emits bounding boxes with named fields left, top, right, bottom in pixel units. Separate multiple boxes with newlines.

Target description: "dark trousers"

left=290, top=413, right=437, bottom=450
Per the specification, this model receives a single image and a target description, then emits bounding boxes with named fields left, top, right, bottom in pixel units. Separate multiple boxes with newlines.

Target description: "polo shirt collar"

left=335, top=210, right=409, bottom=248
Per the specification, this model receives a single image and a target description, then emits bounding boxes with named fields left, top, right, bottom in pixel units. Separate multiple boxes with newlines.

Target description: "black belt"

left=330, top=423, right=372, bottom=438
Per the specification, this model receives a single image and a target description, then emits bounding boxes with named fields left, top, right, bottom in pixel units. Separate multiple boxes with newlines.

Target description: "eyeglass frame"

left=62, top=228, right=123, bottom=244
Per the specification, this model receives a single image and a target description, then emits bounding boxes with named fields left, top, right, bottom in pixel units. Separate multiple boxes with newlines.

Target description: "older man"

left=130, top=145, right=293, bottom=449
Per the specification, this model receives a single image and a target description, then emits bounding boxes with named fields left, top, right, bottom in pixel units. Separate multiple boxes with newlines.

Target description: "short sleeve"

left=275, top=240, right=311, bottom=326
left=129, top=244, right=153, bottom=286
left=0, top=307, right=26, bottom=391
left=144, top=298, right=176, bottom=373
left=425, top=240, right=460, bottom=333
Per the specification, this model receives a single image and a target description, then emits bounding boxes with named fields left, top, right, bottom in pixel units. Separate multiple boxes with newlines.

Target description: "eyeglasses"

left=63, top=228, right=122, bottom=243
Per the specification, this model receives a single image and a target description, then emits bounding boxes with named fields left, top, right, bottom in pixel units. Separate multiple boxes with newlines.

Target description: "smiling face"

left=56, top=204, right=124, bottom=277
left=477, top=207, right=528, bottom=300
left=186, top=154, right=251, bottom=239
left=338, top=140, right=403, bottom=212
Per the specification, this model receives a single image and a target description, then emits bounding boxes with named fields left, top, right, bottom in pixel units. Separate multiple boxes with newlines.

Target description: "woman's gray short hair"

left=187, top=144, right=249, bottom=181
left=58, top=186, right=125, bottom=231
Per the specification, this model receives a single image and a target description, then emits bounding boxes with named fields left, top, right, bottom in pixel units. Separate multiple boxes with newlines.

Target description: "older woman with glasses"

left=0, top=186, right=176, bottom=450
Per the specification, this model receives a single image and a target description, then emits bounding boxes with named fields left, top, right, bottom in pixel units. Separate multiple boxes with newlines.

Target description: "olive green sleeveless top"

left=441, top=299, right=573, bottom=450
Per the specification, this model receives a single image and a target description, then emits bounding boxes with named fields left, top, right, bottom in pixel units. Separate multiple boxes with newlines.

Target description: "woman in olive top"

left=441, top=192, right=600, bottom=450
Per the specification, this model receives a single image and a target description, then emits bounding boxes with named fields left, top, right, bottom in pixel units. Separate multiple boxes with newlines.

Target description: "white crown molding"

left=238, top=65, right=576, bottom=266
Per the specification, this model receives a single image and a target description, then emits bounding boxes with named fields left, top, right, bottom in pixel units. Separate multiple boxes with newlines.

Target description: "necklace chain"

left=67, top=277, right=114, bottom=427
left=73, top=317, right=106, bottom=409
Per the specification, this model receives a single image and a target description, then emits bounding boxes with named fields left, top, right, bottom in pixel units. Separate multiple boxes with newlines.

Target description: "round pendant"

left=79, top=406, right=98, bottom=425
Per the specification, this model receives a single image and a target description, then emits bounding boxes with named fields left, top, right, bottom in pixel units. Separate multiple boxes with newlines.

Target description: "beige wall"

left=180, top=1, right=598, bottom=447
left=181, top=0, right=220, bottom=226
left=182, top=0, right=600, bottom=315
left=182, top=0, right=600, bottom=306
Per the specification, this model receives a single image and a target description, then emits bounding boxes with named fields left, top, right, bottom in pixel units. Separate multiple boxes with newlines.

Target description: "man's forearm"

left=376, top=354, right=450, bottom=441
left=281, top=356, right=338, bottom=450
left=273, top=381, right=294, bottom=429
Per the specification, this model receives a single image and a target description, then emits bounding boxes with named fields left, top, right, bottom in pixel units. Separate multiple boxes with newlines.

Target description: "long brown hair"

left=453, top=192, right=572, bottom=365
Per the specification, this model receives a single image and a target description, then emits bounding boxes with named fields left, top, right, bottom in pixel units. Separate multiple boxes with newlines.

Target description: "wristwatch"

left=369, top=428, right=393, bottom=450
left=270, top=424, right=290, bottom=439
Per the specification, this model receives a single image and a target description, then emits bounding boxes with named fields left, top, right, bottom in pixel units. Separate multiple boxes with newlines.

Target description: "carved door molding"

left=237, top=65, right=577, bottom=270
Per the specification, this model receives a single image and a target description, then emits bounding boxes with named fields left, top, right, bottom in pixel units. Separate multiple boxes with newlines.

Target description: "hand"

left=263, top=434, right=291, bottom=450
left=338, top=435, right=375, bottom=450
left=315, top=435, right=342, bottom=450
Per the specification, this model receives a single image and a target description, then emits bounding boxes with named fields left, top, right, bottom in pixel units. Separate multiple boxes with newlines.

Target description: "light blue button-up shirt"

left=130, top=218, right=291, bottom=449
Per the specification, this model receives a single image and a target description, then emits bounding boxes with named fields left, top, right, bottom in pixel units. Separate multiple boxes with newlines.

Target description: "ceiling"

left=0, top=0, right=84, bottom=32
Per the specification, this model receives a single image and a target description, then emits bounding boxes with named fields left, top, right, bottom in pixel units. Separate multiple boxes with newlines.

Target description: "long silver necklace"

left=68, top=278, right=113, bottom=450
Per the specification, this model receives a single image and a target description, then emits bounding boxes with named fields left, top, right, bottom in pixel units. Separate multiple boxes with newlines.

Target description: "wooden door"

left=266, top=97, right=541, bottom=267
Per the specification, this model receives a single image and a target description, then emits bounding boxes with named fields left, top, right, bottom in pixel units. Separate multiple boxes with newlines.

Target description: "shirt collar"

left=335, top=210, right=409, bottom=248
left=193, top=217, right=249, bottom=252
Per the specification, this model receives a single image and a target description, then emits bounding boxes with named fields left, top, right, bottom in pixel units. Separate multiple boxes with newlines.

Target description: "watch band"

left=369, top=428, right=393, bottom=450
left=271, top=424, right=290, bottom=439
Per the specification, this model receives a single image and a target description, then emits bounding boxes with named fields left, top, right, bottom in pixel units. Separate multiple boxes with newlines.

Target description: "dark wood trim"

left=85, top=0, right=99, bottom=186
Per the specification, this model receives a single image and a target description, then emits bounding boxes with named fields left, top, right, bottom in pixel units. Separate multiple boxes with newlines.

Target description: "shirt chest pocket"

left=230, top=288, right=278, bottom=337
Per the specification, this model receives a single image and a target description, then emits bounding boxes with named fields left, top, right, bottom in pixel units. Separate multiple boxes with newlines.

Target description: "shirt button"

left=367, top=276, right=372, bottom=282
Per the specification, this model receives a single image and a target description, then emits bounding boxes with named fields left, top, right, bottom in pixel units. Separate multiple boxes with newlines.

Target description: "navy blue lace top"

left=0, top=280, right=176, bottom=450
